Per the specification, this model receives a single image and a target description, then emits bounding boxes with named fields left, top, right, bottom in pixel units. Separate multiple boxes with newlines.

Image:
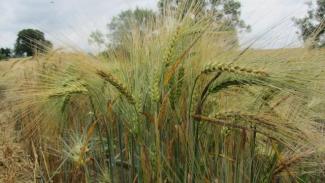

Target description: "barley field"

left=1, top=2, right=325, bottom=183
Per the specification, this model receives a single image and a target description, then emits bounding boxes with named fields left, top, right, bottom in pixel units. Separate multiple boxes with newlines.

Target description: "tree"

left=158, top=0, right=250, bottom=31
left=0, top=48, right=11, bottom=60
left=14, top=29, right=53, bottom=57
left=158, top=0, right=250, bottom=47
left=108, top=8, right=156, bottom=45
left=90, top=1, right=248, bottom=50
left=89, top=8, right=156, bottom=48
left=294, top=0, right=325, bottom=48
left=88, top=30, right=106, bottom=51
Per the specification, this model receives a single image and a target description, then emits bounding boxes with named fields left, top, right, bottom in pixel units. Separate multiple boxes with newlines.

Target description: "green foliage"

left=89, top=8, right=156, bottom=49
left=14, top=28, right=53, bottom=56
left=108, top=8, right=156, bottom=45
left=294, top=0, right=325, bottom=48
left=158, top=0, right=250, bottom=31
left=0, top=47, right=11, bottom=60
left=90, top=0, right=249, bottom=51
left=88, top=30, right=106, bottom=50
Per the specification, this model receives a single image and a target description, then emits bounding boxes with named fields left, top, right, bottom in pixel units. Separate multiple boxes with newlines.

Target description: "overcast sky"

left=0, top=0, right=310, bottom=51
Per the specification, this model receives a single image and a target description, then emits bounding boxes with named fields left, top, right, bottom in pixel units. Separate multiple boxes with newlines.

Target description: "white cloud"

left=0, top=0, right=310, bottom=50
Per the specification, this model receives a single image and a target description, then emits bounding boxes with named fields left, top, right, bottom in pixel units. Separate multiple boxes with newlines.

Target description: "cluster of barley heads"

left=2, top=2, right=325, bottom=183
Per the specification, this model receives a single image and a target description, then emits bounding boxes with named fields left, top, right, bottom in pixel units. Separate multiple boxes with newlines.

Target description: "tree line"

left=89, top=0, right=325, bottom=52
left=0, top=29, right=52, bottom=60
left=1, top=0, right=324, bottom=61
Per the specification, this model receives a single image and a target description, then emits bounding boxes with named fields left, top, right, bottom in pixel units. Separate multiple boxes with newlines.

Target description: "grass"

left=1, top=2, right=325, bottom=183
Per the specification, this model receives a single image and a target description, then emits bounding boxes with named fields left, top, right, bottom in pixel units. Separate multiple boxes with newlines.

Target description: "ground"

left=0, top=59, right=33, bottom=183
left=0, top=110, right=33, bottom=182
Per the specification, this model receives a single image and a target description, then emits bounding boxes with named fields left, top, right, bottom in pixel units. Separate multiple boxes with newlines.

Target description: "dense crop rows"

left=1, top=2, right=325, bottom=183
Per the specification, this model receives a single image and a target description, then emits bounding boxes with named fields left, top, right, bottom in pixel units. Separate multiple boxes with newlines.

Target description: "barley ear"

left=150, top=69, right=161, bottom=103
left=169, top=75, right=176, bottom=109
left=175, top=66, right=185, bottom=102
left=164, top=26, right=181, bottom=67
left=201, top=63, right=269, bottom=77
left=97, top=70, right=135, bottom=105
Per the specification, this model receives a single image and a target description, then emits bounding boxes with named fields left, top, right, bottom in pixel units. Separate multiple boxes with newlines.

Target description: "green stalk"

left=192, top=72, right=222, bottom=181
left=117, top=121, right=126, bottom=182
left=155, top=112, right=162, bottom=183
left=250, top=125, right=257, bottom=183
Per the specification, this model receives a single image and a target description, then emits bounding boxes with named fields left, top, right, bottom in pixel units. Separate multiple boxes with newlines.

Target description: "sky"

left=0, top=0, right=310, bottom=51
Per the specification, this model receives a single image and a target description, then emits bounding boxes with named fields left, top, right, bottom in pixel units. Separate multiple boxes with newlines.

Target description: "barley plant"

left=2, top=1, right=325, bottom=182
